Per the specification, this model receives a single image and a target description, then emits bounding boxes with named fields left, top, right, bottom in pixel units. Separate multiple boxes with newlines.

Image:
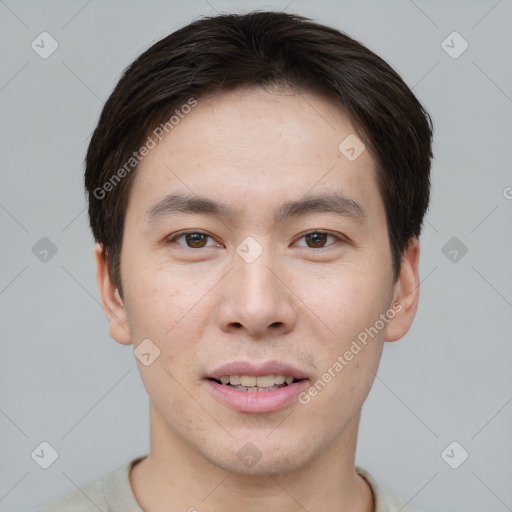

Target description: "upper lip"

left=206, top=360, right=310, bottom=381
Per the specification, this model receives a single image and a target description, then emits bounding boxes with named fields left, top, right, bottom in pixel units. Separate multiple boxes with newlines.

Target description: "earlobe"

left=385, top=238, right=421, bottom=342
left=94, top=243, right=132, bottom=345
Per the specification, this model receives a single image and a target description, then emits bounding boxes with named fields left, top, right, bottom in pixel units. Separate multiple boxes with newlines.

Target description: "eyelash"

left=166, top=230, right=345, bottom=250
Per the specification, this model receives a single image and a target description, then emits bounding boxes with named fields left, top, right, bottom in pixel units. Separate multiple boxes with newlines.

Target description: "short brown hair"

left=85, top=11, right=433, bottom=297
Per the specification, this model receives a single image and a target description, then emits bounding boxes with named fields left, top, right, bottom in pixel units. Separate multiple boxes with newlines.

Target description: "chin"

left=200, top=436, right=317, bottom=477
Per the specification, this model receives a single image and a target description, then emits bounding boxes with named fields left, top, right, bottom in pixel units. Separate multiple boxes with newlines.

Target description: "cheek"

left=297, top=265, right=389, bottom=342
left=122, top=252, right=201, bottom=337
left=294, top=266, right=391, bottom=408
left=123, top=263, right=210, bottom=381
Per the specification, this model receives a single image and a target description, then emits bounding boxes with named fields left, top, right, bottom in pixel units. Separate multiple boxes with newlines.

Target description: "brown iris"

left=305, top=232, right=328, bottom=248
left=185, top=233, right=209, bottom=248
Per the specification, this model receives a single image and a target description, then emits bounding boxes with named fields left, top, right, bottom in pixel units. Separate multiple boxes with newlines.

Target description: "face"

left=97, top=87, right=419, bottom=476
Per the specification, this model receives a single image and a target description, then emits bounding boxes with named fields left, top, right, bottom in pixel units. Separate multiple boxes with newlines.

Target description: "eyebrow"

left=145, top=191, right=366, bottom=225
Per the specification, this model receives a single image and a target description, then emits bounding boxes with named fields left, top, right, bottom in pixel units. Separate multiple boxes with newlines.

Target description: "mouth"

left=204, top=361, right=310, bottom=413
left=208, top=374, right=304, bottom=392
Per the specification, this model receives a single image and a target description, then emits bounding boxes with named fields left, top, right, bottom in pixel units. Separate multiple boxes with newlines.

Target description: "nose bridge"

left=237, top=247, right=278, bottom=303
left=220, top=238, right=296, bottom=335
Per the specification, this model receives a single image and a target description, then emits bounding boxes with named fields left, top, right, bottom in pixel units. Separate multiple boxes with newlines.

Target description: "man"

left=39, top=10, right=433, bottom=512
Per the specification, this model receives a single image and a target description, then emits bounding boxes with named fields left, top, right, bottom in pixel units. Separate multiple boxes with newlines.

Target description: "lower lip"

left=204, top=379, right=309, bottom=413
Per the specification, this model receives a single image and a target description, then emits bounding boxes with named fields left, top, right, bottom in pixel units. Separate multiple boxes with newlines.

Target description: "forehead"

left=127, top=87, right=382, bottom=226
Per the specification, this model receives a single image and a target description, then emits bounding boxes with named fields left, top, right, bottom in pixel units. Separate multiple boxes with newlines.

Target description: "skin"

left=95, top=86, right=420, bottom=512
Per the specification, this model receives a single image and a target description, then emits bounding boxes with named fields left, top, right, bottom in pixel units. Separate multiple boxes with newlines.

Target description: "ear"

left=385, top=237, right=420, bottom=342
left=95, top=243, right=132, bottom=345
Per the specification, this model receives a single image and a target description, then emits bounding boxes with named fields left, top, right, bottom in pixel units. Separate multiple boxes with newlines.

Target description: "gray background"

left=1, top=1, right=511, bottom=511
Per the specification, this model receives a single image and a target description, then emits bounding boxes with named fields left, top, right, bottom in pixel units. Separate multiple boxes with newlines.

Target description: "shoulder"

left=34, top=455, right=147, bottom=512
left=355, top=465, right=430, bottom=512
left=34, top=478, right=109, bottom=512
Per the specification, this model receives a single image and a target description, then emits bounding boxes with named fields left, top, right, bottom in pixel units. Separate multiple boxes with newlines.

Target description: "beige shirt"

left=37, top=456, right=425, bottom=512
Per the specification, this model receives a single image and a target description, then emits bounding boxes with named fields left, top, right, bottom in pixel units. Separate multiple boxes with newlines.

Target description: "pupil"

left=186, top=233, right=206, bottom=248
left=307, top=232, right=326, bottom=248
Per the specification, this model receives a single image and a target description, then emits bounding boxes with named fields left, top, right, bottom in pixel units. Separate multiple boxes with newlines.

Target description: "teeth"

left=218, top=374, right=296, bottom=388
left=228, top=385, right=282, bottom=392
left=256, top=375, right=275, bottom=387
left=275, top=375, right=286, bottom=385
left=240, top=375, right=257, bottom=387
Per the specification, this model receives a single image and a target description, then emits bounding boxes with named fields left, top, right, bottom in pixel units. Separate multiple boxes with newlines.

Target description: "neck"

left=130, top=407, right=374, bottom=512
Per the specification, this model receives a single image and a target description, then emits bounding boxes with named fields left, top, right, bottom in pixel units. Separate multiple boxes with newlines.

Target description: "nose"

left=217, top=247, right=298, bottom=338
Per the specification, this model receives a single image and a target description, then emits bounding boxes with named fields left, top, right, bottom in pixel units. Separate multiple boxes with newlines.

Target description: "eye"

left=295, top=231, right=342, bottom=249
left=167, top=231, right=218, bottom=249
left=167, top=230, right=344, bottom=250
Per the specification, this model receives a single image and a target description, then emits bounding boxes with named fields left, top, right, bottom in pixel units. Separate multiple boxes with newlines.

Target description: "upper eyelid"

left=167, top=231, right=220, bottom=247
